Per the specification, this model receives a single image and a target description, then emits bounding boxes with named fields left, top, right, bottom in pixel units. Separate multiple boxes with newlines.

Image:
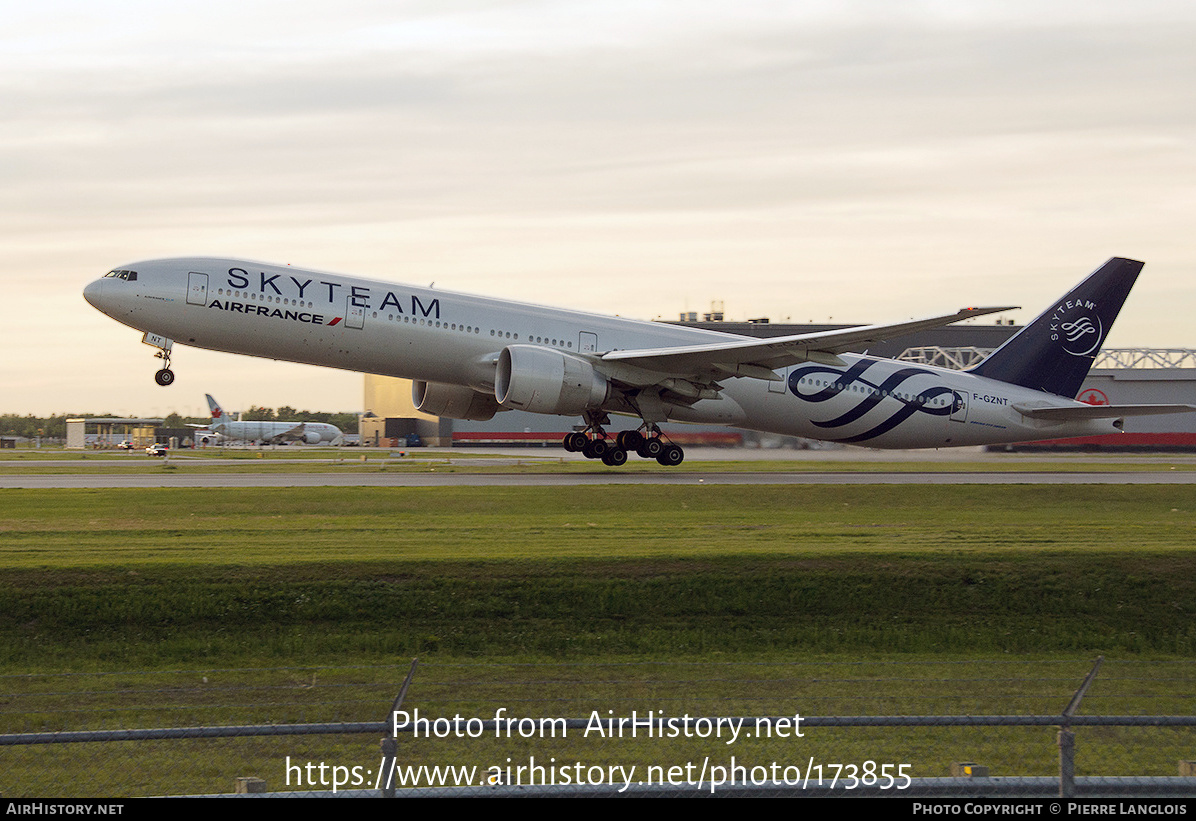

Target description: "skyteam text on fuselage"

left=83, top=257, right=1194, bottom=466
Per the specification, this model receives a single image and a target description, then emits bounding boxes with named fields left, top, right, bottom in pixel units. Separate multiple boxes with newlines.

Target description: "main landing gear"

left=563, top=413, right=685, bottom=467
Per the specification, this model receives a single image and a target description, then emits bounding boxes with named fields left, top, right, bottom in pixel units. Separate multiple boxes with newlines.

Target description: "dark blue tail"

left=968, top=257, right=1143, bottom=398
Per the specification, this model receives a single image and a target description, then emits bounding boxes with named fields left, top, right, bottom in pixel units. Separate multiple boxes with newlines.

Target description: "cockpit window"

left=104, top=270, right=138, bottom=281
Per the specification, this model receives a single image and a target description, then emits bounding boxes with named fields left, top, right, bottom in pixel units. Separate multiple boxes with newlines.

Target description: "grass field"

left=2, top=481, right=1194, bottom=795
left=2, top=483, right=1194, bottom=666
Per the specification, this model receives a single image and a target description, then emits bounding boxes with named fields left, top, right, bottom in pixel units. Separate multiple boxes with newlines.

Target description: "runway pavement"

left=4, top=470, right=1195, bottom=488
left=4, top=447, right=1195, bottom=488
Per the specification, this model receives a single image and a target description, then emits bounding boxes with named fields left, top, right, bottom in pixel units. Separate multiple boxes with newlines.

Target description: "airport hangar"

left=65, top=418, right=206, bottom=449
left=360, top=316, right=1196, bottom=451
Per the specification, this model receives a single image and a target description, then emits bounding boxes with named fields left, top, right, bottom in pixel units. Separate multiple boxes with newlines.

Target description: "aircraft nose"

left=83, top=278, right=104, bottom=309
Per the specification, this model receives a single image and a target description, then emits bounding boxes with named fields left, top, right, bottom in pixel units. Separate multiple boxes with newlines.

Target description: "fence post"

left=1057, top=729, right=1075, bottom=797
left=380, top=735, right=397, bottom=798
left=381, top=658, right=419, bottom=797
left=1058, top=656, right=1102, bottom=799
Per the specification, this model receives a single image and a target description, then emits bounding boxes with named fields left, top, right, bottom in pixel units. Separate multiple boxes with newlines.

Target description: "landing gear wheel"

left=154, top=369, right=175, bottom=386
left=563, top=432, right=588, bottom=452
left=582, top=439, right=609, bottom=460
left=601, top=448, right=628, bottom=467
left=656, top=443, right=684, bottom=466
left=617, top=430, right=644, bottom=451
left=637, top=438, right=664, bottom=459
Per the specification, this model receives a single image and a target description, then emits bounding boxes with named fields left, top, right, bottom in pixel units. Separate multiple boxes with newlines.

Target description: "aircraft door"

left=346, top=298, right=365, bottom=329
left=768, top=366, right=788, bottom=393
left=579, top=332, right=598, bottom=353
left=187, top=272, right=208, bottom=306
left=949, top=390, right=968, bottom=423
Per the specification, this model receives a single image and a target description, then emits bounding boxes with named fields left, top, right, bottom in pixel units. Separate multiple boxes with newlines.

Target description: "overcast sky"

left=3, top=1, right=1194, bottom=417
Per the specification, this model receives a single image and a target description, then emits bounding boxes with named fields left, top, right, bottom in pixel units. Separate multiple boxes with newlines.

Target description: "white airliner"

left=193, top=394, right=342, bottom=445
left=83, top=257, right=1193, bottom=466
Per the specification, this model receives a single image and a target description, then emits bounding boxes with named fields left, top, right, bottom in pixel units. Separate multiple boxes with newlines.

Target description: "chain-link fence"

left=4, top=658, right=1195, bottom=797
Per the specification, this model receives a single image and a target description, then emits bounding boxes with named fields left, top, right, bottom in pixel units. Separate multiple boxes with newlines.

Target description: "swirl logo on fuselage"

left=1050, top=299, right=1104, bottom=357
left=788, top=359, right=962, bottom=444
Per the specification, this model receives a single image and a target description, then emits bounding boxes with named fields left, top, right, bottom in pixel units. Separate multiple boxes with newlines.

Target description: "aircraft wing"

left=600, top=306, right=1016, bottom=382
left=276, top=423, right=307, bottom=440
left=1013, top=403, right=1196, bottom=420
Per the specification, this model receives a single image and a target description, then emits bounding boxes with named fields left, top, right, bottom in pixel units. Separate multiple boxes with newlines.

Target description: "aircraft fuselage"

left=83, top=257, right=1128, bottom=451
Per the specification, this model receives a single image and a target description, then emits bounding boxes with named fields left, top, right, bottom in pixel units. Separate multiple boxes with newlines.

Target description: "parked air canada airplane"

left=192, top=394, right=342, bottom=445
left=84, top=257, right=1193, bottom=466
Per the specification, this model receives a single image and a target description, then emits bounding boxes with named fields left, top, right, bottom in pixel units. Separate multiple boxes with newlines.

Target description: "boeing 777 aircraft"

left=193, top=394, right=342, bottom=445
left=83, top=257, right=1193, bottom=466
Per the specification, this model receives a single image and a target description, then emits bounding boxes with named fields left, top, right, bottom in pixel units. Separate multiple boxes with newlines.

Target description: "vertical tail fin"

left=968, top=258, right=1143, bottom=398
left=205, top=394, right=225, bottom=429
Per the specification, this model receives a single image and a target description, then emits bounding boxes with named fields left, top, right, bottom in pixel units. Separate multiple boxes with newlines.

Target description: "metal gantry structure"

left=896, top=347, right=1196, bottom=371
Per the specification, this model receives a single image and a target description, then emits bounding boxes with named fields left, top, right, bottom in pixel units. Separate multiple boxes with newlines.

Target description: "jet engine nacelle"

left=495, top=345, right=609, bottom=415
left=412, top=380, right=501, bottom=421
left=304, top=431, right=322, bottom=444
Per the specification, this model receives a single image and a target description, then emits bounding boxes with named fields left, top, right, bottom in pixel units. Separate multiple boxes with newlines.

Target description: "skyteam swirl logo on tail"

left=788, top=360, right=961, bottom=444
left=1050, top=299, right=1104, bottom=357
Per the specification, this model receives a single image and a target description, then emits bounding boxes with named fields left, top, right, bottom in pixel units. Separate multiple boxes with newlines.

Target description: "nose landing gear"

left=144, top=333, right=175, bottom=386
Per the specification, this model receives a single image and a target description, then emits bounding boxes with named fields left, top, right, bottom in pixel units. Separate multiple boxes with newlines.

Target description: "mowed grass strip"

left=3, top=485, right=1193, bottom=564
left=0, top=485, right=1194, bottom=668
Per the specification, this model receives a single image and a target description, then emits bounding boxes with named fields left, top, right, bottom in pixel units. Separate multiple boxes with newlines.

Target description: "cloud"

left=3, top=1, right=1195, bottom=412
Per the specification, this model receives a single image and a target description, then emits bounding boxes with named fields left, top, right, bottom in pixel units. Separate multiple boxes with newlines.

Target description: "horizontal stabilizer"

left=1013, top=402, right=1196, bottom=421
